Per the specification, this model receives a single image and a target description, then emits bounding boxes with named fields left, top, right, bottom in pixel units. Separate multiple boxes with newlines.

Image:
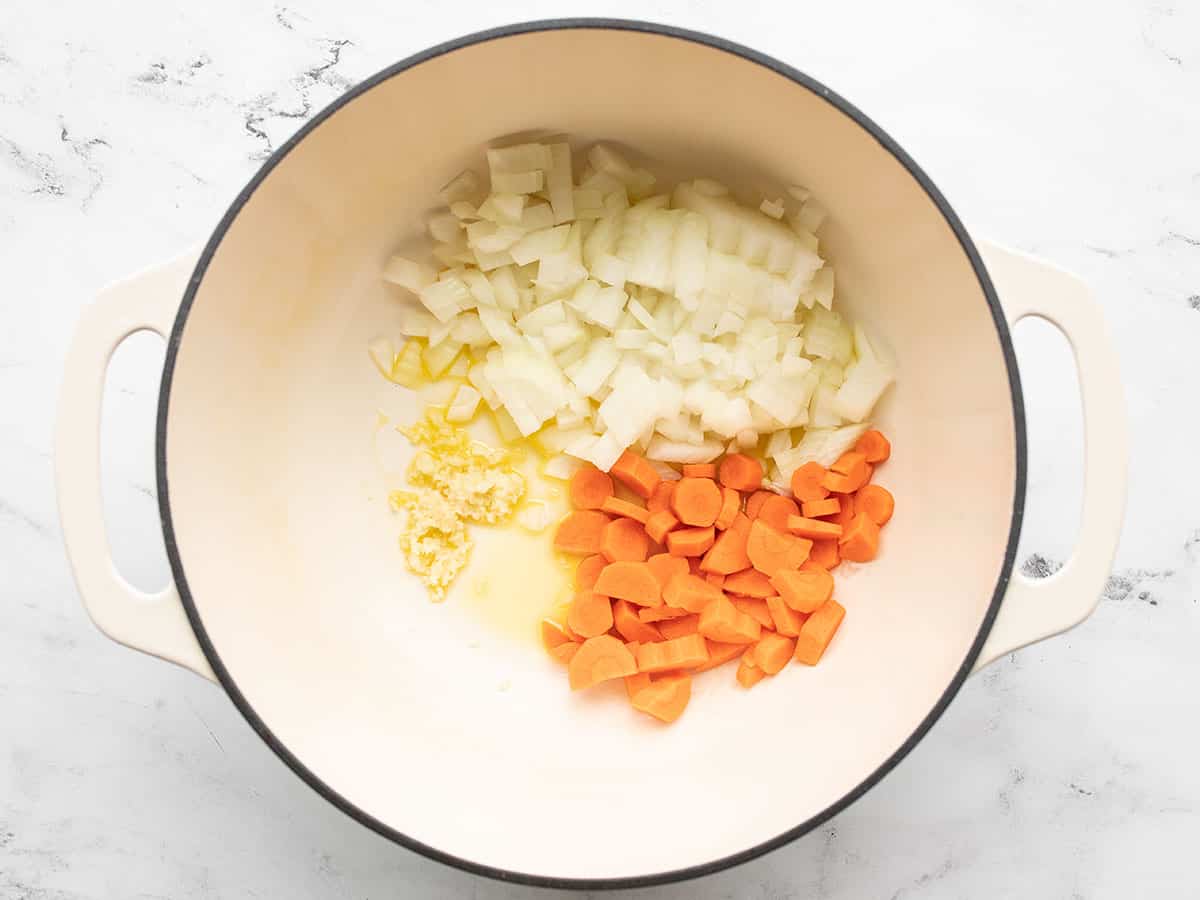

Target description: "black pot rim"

left=156, top=17, right=1026, bottom=892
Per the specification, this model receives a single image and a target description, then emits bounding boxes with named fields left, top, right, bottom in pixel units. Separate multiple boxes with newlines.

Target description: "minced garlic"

left=389, top=409, right=525, bottom=601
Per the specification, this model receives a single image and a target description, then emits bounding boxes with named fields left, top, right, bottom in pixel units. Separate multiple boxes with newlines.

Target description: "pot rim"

left=155, top=17, right=1027, bottom=891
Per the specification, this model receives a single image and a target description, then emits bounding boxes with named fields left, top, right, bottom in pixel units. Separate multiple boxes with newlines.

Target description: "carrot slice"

left=801, top=496, right=841, bottom=519
left=830, top=451, right=867, bottom=476
left=855, top=484, right=895, bottom=526
left=553, top=510, right=611, bottom=555
left=613, top=598, right=664, bottom=643
left=681, top=463, right=716, bottom=478
left=770, top=567, right=834, bottom=613
left=758, top=494, right=800, bottom=532
left=794, top=599, right=846, bottom=665
left=698, top=594, right=762, bottom=644
left=765, top=594, right=808, bottom=637
left=667, top=525, right=715, bottom=557
left=541, top=617, right=572, bottom=651
left=736, top=650, right=766, bottom=687
left=647, top=480, right=676, bottom=513
left=550, top=642, right=579, bottom=664
left=705, top=572, right=726, bottom=589
left=823, top=457, right=872, bottom=493
left=630, top=671, right=692, bottom=722
left=644, top=509, right=679, bottom=544
left=567, top=590, right=615, bottom=639
left=790, top=462, right=829, bottom=502
left=745, top=490, right=773, bottom=519
left=698, top=525, right=751, bottom=574
left=624, top=670, right=653, bottom=700
left=746, top=519, right=812, bottom=577
left=671, top=477, right=723, bottom=527
left=575, top=554, right=607, bottom=590
left=839, top=511, right=881, bottom=562
left=752, top=632, right=796, bottom=675
left=809, top=539, right=841, bottom=570
left=638, top=604, right=691, bottom=622
left=714, top=486, right=740, bottom=531
left=832, top=492, right=856, bottom=529
left=718, top=453, right=763, bottom=491
left=594, top=560, right=661, bottom=607
left=600, top=496, right=650, bottom=524
left=657, top=614, right=699, bottom=640
left=786, top=515, right=844, bottom=541
left=637, top=634, right=709, bottom=672
left=662, top=572, right=724, bottom=613
left=694, top=639, right=746, bottom=672
left=854, top=429, right=891, bottom=463
left=569, top=465, right=614, bottom=510
left=610, top=449, right=660, bottom=499
left=724, top=568, right=775, bottom=598
left=600, top=517, right=649, bottom=563
left=568, top=634, right=638, bottom=689
left=646, top=552, right=689, bottom=590
left=731, top=596, right=773, bottom=629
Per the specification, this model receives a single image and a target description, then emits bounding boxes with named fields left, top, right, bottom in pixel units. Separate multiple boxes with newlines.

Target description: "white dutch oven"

left=55, top=20, right=1127, bottom=889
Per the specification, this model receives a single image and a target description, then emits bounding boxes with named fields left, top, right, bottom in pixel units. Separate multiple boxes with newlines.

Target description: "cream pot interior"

left=161, top=24, right=1018, bottom=884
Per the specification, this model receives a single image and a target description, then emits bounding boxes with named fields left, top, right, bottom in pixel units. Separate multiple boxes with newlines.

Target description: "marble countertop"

left=2, top=0, right=1197, bottom=896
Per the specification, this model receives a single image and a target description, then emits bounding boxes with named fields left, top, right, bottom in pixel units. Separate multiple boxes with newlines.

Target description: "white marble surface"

left=2, top=0, right=1198, bottom=896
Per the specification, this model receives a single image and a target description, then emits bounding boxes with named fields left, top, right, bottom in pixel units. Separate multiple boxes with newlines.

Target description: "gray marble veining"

left=2, top=0, right=1197, bottom=897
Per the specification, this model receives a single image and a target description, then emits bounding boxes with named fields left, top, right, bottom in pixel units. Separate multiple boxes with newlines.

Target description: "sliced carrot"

left=731, top=596, right=773, bottom=629
left=662, top=573, right=724, bottom=613
left=613, top=598, right=664, bottom=643
left=667, top=525, right=715, bottom=557
left=698, top=594, right=762, bottom=644
left=854, top=429, right=891, bottom=463
left=638, top=604, right=691, bottom=622
left=831, top=451, right=867, bottom=476
left=600, top=517, right=649, bottom=563
left=637, top=634, right=709, bottom=673
left=758, top=494, right=800, bottom=532
left=770, top=567, right=834, bottom=613
left=752, top=632, right=796, bottom=675
left=809, top=539, right=841, bottom=570
left=647, top=480, right=676, bottom=514
left=645, top=552, right=689, bottom=590
left=550, top=642, right=580, bottom=664
left=541, top=618, right=572, bottom=651
left=568, top=634, right=638, bottom=689
left=793, top=598, right=846, bottom=665
left=553, top=510, right=611, bottom=555
left=687, top=555, right=702, bottom=574
left=801, top=496, right=841, bottom=519
left=790, top=461, right=829, bottom=502
left=714, top=486, right=740, bottom=530
left=681, top=463, right=717, bottom=478
left=569, top=465, right=614, bottom=510
left=693, top=639, right=746, bottom=672
left=855, top=484, right=895, bottom=526
left=705, top=572, right=726, bottom=589
left=746, top=519, right=811, bottom=577
left=698, top=525, right=751, bottom=574
left=723, top=568, right=775, bottom=598
left=600, top=496, right=650, bottom=524
left=736, top=651, right=766, bottom=688
left=745, top=490, right=773, bottom=519
left=823, top=457, right=872, bottom=493
left=630, top=671, right=692, bottom=722
left=567, top=590, right=614, bottom=639
left=624, top=670, right=653, bottom=700
left=594, top=560, right=661, bottom=607
left=839, top=511, right=881, bottom=562
left=718, top=453, right=763, bottom=492
left=832, top=492, right=856, bottom=529
left=786, top=515, right=844, bottom=541
left=644, top=509, right=679, bottom=544
left=575, top=554, right=608, bottom=590
left=610, top=449, right=660, bottom=500
left=671, top=477, right=723, bottom=527
left=765, top=594, right=807, bottom=637
left=658, top=614, right=699, bottom=640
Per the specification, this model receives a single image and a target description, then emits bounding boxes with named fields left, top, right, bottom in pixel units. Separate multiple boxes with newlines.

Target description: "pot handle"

left=971, top=242, right=1127, bottom=672
left=56, top=249, right=215, bottom=682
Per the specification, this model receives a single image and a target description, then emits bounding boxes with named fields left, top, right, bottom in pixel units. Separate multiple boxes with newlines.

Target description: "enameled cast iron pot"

left=56, top=20, right=1127, bottom=889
